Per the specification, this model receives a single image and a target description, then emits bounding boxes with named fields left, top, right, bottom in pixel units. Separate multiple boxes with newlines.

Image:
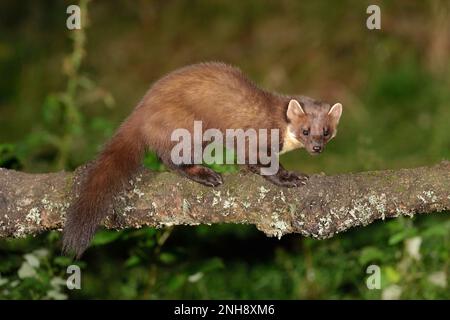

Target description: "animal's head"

left=286, top=97, right=342, bottom=155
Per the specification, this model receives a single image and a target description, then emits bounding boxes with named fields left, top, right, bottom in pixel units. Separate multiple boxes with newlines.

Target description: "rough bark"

left=0, top=161, right=449, bottom=239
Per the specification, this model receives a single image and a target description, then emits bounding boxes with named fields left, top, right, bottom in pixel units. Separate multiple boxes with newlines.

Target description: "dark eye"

left=324, top=128, right=330, bottom=136
left=303, top=129, right=310, bottom=136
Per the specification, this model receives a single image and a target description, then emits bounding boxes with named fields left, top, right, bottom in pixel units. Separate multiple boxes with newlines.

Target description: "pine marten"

left=62, top=62, right=343, bottom=257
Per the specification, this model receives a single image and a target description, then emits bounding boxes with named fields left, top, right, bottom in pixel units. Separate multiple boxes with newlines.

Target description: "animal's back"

left=141, top=63, right=284, bottom=132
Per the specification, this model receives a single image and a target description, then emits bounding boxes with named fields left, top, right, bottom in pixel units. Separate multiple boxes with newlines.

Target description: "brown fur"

left=139, top=63, right=289, bottom=158
left=62, top=114, right=146, bottom=257
left=62, top=62, right=341, bottom=257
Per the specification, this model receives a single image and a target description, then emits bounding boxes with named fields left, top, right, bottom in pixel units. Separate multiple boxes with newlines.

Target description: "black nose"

left=313, top=146, right=322, bottom=152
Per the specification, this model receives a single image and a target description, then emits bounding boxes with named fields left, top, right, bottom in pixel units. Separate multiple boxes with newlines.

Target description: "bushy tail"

left=62, top=119, right=146, bottom=258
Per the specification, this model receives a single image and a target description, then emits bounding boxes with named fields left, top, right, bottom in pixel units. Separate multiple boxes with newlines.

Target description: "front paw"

left=193, top=167, right=223, bottom=187
left=200, top=170, right=223, bottom=187
left=282, top=171, right=308, bottom=187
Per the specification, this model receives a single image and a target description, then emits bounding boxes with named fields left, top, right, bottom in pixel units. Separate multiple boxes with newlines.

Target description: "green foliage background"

left=0, top=0, right=448, bottom=299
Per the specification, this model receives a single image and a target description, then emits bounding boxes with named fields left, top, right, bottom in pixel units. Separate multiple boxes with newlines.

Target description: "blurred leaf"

left=78, top=75, right=95, bottom=90
left=167, top=273, right=188, bottom=292
left=42, top=94, right=63, bottom=126
left=159, top=252, right=177, bottom=264
left=421, top=221, right=450, bottom=239
left=17, top=262, right=37, bottom=279
left=91, top=230, right=122, bottom=246
left=23, top=254, right=40, bottom=268
left=199, top=257, right=225, bottom=273
left=53, top=256, right=74, bottom=267
left=388, top=228, right=417, bottom=245
left=358, top=246, right=385, bottom=265
left=143, top=152, right=164, bottom=171
left=384, top=266, right=401, bottom=284
left=90, top=117, right=114, bottom=137
left=124, top=255, right=141, bottom=268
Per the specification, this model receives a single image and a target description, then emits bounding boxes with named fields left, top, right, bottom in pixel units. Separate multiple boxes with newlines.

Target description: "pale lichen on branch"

left=0, top=161, right=449, bottom=239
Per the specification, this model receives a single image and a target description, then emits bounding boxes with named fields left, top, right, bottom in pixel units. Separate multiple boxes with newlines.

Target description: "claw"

left=270, top=170, right=309, bottom=188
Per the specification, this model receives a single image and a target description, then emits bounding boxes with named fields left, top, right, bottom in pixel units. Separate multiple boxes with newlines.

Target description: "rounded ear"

left=328, top=103, right=342, bottom=123
left=286, top=99, right=305, bottom=121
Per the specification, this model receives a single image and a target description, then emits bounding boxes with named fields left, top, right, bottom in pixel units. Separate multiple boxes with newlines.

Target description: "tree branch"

left=0, top=161, right=449, bottom=239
